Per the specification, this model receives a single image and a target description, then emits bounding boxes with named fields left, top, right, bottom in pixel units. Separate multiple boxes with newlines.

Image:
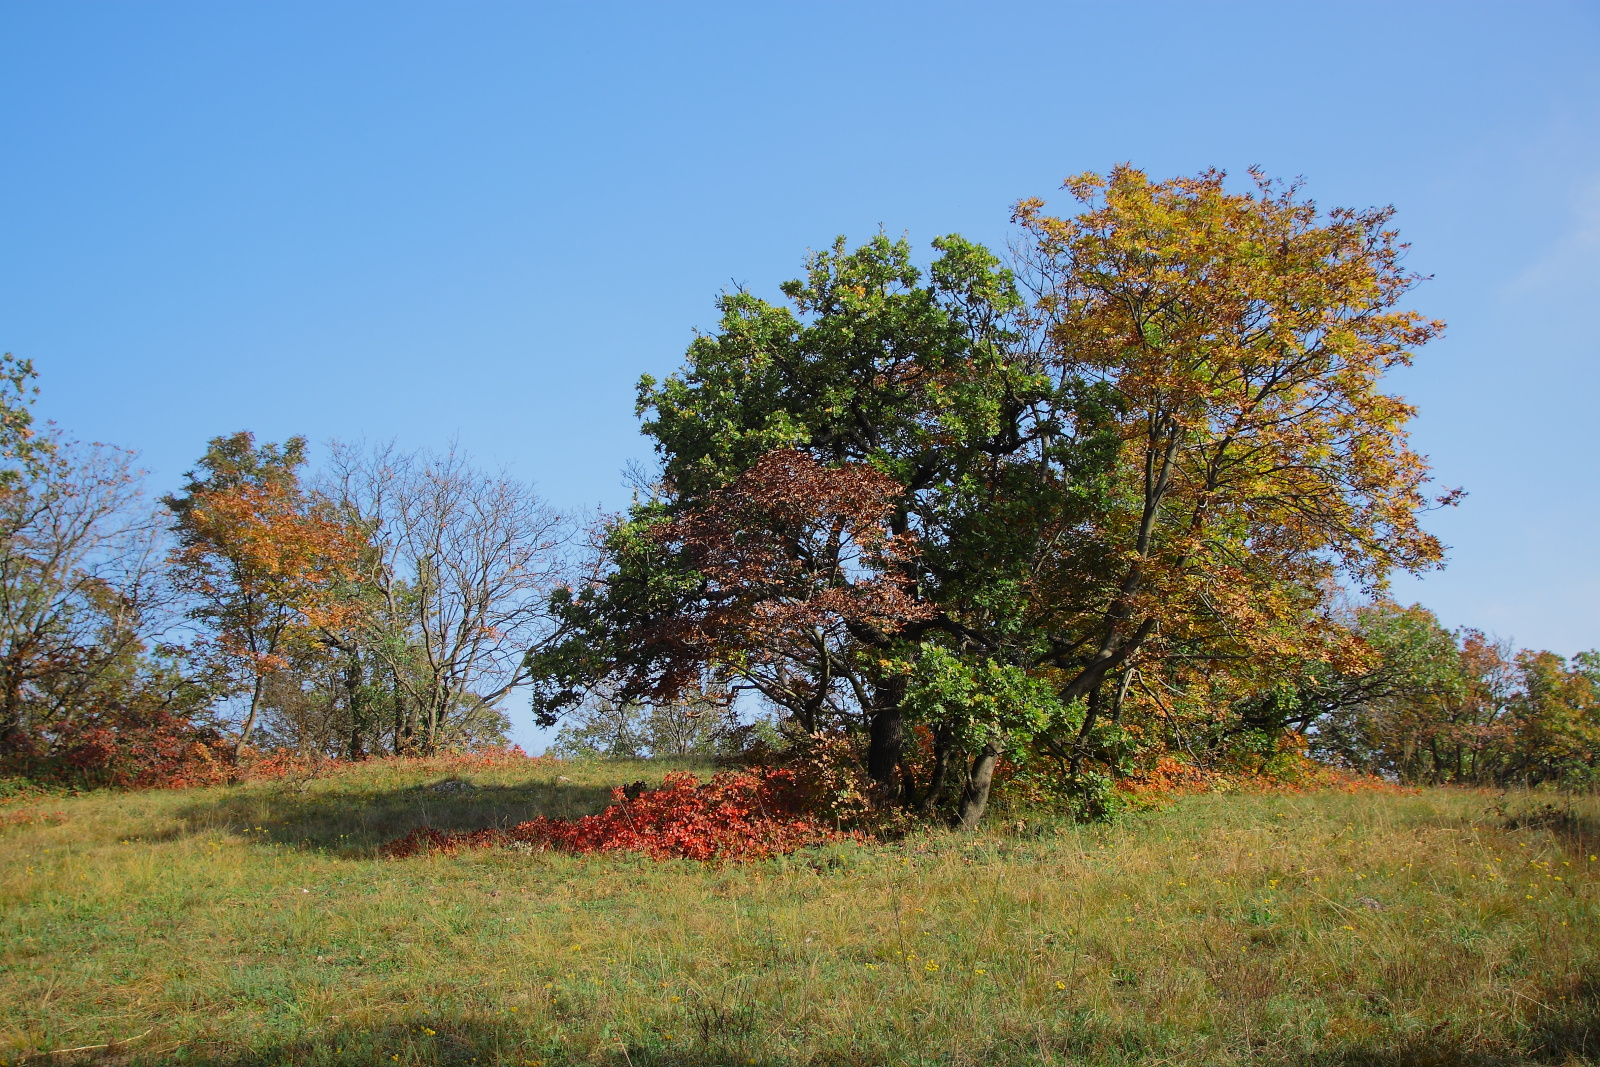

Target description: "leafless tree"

left=644, top=680, right=738, bottom=757
left=0, top=440, right=172, bottom=755
left=325, top=442, right=569, bottom=752
left=550, top=681, right=648, bottom=758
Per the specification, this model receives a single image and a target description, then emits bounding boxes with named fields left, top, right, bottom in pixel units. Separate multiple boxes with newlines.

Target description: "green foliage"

left=1299, top=601, right=1599, bottom=788
left=166, top=430, right=309, bottom=504
left=0, top=352, right=49, bottom=486
left=901, top=643, right=1078, bottom=758
left=637, top=233, right=1032, bottom=500
left=542, top=230, right=1124, bottom=824
left=530, top=507, right=705, bottom=726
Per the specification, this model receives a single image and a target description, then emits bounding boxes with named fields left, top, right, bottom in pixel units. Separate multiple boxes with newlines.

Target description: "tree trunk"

left=1111, top=669, right=1134, bottom=724
left=868, top=707, right=903, bottom=800
left=0, top=665, right=30, bottom=758
left=956, top=742, right=1002, bottom=831
left=0, top=720, right=27, bottom=758
left=1069, top=683, right=1103, bottom=776
left=870, top=723, right=908, bottom=806
left=918, top=725, right=962, bottom=815
left=867, top=688, right=906, bottom=803
left=234, top=674, right=267, bottom=758
left=345, top=651, right=366, bottom=761
left=393, top=673, right=412, bottom=755
left=423, top=697, right=440, bottom=755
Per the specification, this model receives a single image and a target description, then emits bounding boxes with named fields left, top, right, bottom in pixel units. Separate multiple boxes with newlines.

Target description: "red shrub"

left=40, top=708, right=233, bottom=789
left=382, top=769, right=849, bottom=862
left=231, top=747, right=335, bottom=783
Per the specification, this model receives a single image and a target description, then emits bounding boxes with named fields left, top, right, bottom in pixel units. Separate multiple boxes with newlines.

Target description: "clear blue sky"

left=3, top=2, right=1597, bottom=747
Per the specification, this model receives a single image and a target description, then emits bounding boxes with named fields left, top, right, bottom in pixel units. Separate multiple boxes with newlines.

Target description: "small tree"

left=550, top=683, right=647, bottom=759
left=166, top=433, right=365, bottom=756
left=551, top=679, right=741, bottom=760
left=643, top=680, right=741, bottom=758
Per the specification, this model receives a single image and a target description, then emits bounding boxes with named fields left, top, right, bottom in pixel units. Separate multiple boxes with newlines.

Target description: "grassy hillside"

left=1, top=759, right=1596, bottom=1066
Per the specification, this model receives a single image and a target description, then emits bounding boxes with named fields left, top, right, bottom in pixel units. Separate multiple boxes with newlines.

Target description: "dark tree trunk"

left=867, top=677, right=907, bottom=802
left=0, top=665, right=29, bottom=758
left=868, top=704, right=904, bottom=802
left=345, top=651, right=366, bottom=761
left=918, top=724, right=962, bottom=815
left=956, top=742, right=1002, bottom=831
left=1069, top=683, right=1103, bottom=776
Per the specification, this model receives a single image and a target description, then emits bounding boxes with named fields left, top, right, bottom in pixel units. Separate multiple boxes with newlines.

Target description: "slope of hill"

left=1, top=760, right=1595, bottom=1066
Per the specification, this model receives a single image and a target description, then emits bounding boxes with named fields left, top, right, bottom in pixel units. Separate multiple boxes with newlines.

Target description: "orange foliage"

left=172, top=479, right=368, bottom=673
left=1119, top=752, right=1414, bottom=800
left=1015, top=166, right=1448, bottom=702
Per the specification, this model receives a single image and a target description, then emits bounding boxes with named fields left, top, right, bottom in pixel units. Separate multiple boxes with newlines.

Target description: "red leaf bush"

left=382, top=769, right=849, bottom=862
left=10, top=708, right=235, bottom=790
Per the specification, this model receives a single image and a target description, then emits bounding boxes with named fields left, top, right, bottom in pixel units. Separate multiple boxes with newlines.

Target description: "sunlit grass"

left=1, top=760, right=1596, bottom=1065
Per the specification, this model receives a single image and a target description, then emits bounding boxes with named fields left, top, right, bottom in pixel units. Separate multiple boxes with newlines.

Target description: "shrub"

left=382, top=769, right=849, bottom=861
left=7, top=706, right=233, bottom=790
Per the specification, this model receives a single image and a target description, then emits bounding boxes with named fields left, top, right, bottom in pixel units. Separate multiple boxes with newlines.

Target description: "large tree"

left=536, top=167, right=1451, bottom=828
left=534, top=233, right=1068, bottom=819
left=978, top=166, right=1453, bottom=814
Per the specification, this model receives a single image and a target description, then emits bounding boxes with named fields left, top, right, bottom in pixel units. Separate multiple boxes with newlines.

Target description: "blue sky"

left=3, top=2, right=1597, bottom=748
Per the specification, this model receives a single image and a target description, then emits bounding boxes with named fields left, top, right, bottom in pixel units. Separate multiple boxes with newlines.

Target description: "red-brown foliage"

left=633, top=449, right=934, bottom=706
left=382, top=768, right=849, bottom=862
left=3, top=715, right=545, bottom=792
left=10, top=708, right=234, bottom=789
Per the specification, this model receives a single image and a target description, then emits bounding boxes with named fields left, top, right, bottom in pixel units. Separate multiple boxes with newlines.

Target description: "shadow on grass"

left=1295, top=1030, right=1598, bottom=1067
left=58, top=1001, right=1600, bottom=1067
left=167, top=776, right=617, bottom=857
left=1009, top=997, right=1600, bottom=1067
left=103, top=1018, right=781, bottom=1067
left=1495, top=795, right=1600, bottom=861
left=1291, top=989, right=1599, bottom=1067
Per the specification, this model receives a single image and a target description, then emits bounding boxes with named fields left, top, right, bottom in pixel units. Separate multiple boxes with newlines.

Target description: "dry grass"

left=1, top=759, right=1597, bottom=1066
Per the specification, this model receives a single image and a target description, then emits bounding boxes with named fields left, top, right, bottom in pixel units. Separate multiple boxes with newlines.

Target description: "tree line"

left=0, top=396, right=570, bottom=780
left=2, top=166, right=1595, bottom=820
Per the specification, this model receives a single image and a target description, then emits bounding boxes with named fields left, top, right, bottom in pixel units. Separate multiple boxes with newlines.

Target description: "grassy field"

left=1, top=759, right=1597, bottom=1066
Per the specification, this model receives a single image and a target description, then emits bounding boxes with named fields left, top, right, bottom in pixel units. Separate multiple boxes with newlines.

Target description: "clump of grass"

left=1, top=759, right=1596, bottom=1065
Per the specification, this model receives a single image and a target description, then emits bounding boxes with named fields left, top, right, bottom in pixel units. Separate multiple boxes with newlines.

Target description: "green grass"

left=2, top=759, right=1597, bottom=1066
